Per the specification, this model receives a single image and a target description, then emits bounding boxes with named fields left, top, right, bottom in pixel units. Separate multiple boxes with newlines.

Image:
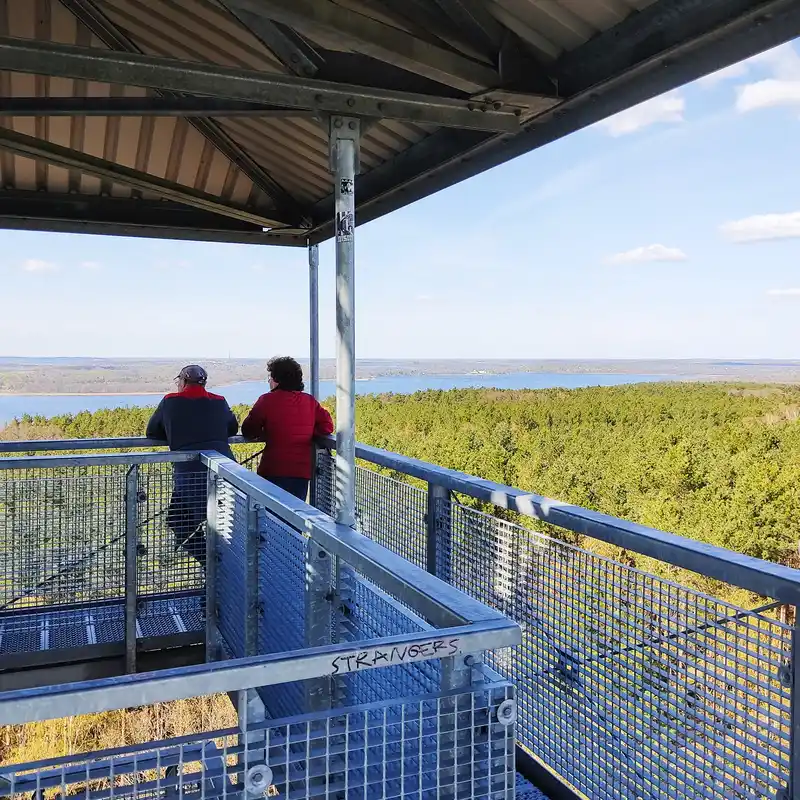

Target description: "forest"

left=3, top=381, right=799, bottom=569
left=2, top=381, right=798, bottom=769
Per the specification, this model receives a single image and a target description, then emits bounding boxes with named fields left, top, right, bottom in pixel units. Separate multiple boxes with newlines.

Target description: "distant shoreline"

left=0, top=391, right=161, bottom=398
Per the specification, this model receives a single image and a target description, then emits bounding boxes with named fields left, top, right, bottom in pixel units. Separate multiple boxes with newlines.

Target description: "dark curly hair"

left=268, top=356, right=304, bottom=392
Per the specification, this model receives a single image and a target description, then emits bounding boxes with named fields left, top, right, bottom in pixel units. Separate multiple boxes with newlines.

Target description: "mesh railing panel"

left=339, top=571, right=442, bottom=708
left=450, top=500, right=793, bottom=800
left=0, top=460, right=206, bottom=661
left=314, top=447, right=336, bottom=517
left=355, top=467, right=428, bottom=571
left=216, top=479, right=249, bottom=660
left=0, top=684, right=516, bottom=800
left=322, top=461, right=796, bottom=800
left=0, top=467, right=127, bottom=612
left=136, top=463, right=205, bottom=604
left=256, top=504, right=308, bottom=719
left=313, top=451, right=427, bottom=570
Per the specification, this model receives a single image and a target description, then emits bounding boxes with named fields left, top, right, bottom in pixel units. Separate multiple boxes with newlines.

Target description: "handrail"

left=0, top=620, right=516, bottom=725
left=0, top=435, right=249, bottom=453
left=4, top=435, right=800, bottom=603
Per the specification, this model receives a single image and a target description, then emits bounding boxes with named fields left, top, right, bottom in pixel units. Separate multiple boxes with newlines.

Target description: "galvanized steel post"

left=305, top=541, right=334, bottom=712
left=244, top=498, right=260, bottom=657
left=440, top=651, right=484, bottom=795
left=205, top=470, right=219, bottom=663
left=329, top=115, right=359, bottom=528
left=308, top=243, right=320, bottom=401
left=124, top=465, right=139, bottom=674
left=308, top=243, right=320, bottom=508
left=426, top=483, right=451, bottom=578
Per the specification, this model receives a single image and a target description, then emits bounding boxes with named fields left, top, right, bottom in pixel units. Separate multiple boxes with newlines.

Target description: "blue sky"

left=2, top=40, right=800, bottom=360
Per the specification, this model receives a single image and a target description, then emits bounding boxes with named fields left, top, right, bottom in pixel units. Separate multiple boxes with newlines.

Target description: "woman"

left=242, top=356, right=334, bottom=500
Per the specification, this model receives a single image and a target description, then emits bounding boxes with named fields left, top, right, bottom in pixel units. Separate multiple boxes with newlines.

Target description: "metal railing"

left=0, top=451, right=207, bottom=676
left=0, top=445, right=521, bottom=800
left=3, top=435, right=800, bottom=799
left=312, top=437, right=800, bottom=800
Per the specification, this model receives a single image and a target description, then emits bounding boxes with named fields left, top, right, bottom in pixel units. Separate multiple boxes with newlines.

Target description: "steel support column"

left=309, top=243, right=320, bottom=401
left=330, top=116, right=359, bottom=528
left=308, top=243, right=321, bottom=508
left=305, top=541, right=334, bottom=712
left=124, top=465, right=139, bottom=675
left=205, top=472, right=219, bottom=663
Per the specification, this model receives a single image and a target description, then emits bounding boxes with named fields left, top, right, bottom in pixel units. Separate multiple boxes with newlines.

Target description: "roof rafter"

left=215, top=0, right=324, bottom=78
left=431, top=0, right=508, bottom=52
left=0, top=126, right=286, bottom=229
left=0, top=191, right=307, bottom=245
left=59, top=0, right=307, bottom=225
left=0, top=96, right=316, bottom=116
left=221, top=0, right=501, bottom=94
left=0, top=215, right=307, bottom=245
left=0, top=37, right=525, bottom=131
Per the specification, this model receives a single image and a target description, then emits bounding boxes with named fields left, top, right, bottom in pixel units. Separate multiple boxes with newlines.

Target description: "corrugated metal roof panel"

left=0, top=0, right=789, bottom=243
left=0, top=0, right=279, bottom=216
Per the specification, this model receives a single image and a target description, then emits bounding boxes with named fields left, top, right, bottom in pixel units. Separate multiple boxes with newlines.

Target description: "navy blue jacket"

left=146, top=384, right=238, bottom=470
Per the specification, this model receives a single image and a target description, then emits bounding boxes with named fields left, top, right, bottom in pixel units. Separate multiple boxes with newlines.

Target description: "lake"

left=0, top=372, right=670, bottom=427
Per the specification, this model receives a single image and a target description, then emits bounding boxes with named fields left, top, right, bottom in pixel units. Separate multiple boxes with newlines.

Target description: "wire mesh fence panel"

left=0, top=466, right=128, bottom=611
left=314, top=455, right=427, bottom=569
left=354, top=467, right=428, bottom=571
left=136, top=463, right=205, bottom=601
left=216, top=478, right=249, bottom=660
left=314, top=448, right=336, bottom=517
left=447, top=500, right=792, bottom=800
left=0, top=683, right=516, bottom=800
left=337, top=570, right=443, bottom=709
left=231, top=442, right=264, bottom=474
left=0, top=465, right=129, bottom=658
left=256, top=505, right=308, bottom=719
left=0, top=460, right=210, bottom=660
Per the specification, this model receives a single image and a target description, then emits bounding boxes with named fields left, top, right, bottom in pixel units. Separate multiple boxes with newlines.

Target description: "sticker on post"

left=331, top=637, right=460, bottom=675
left=340, top=177, right=354, bottom=195
left=336, top=210, right=354, bottom=242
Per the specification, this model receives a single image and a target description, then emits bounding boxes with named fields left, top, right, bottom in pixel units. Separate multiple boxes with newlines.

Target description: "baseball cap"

left=176, top=364, right=208, bottom=385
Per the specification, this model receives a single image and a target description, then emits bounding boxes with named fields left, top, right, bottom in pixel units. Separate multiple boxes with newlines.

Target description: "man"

left=146, top=365, right=238, bottom=564
left=242, top=356, right=333, bottom=500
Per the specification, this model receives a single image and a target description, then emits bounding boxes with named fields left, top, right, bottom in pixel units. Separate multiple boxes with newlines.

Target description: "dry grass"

left=1, top=696, right=237, bottom=767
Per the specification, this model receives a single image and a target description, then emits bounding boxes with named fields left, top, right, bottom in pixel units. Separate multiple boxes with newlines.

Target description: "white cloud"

left=80, top=261, right=101, bottom=270
left=22, top=258, right=58, bottom=273
left=720, top=211, right=800, bottom=243
left=737, top=78, right=800, bottom=112
left=604, top=244, right=688, bottom=265
left=767, top=288, right=800, bottom=297
left=416, top=294, right=433, bottom=302
left=598, top=91, right=685, bottom=136
left=702, top=42, right=800, bottom=113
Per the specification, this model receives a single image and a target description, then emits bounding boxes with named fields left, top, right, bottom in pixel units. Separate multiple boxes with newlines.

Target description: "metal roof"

left=0, top=0, right=795, bottom=246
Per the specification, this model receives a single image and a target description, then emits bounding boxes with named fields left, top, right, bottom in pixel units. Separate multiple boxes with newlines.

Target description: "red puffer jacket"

left=241, top=390, right=333, bottom=480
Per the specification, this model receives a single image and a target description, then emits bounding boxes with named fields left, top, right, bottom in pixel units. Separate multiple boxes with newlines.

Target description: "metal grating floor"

left=516, top=777, right=550, bottom=800
left=0, top=594, right=203, bottom=657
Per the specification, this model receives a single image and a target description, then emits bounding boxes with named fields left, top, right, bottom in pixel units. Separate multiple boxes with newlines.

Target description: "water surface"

left=0, top=372, right=670, bottom=427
